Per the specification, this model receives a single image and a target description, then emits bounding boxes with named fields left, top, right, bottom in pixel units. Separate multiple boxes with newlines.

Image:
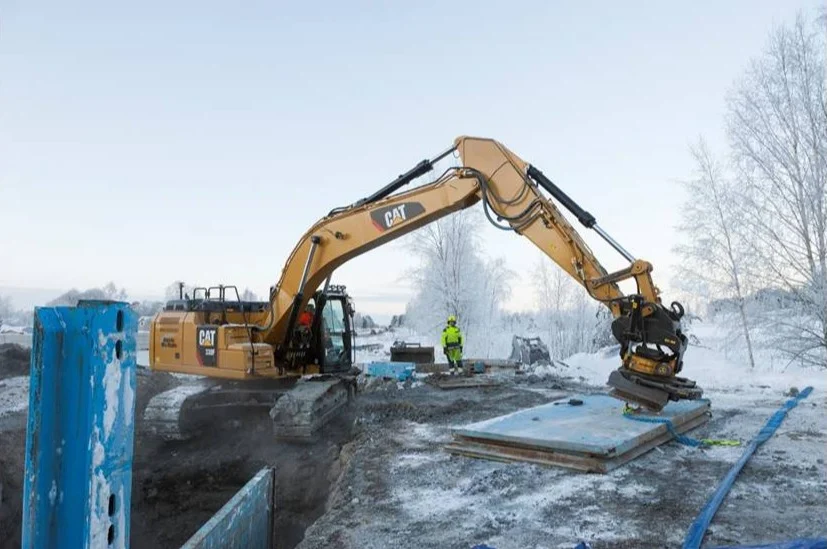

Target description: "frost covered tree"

left=673, top=141, right=757, bottom=368
left=47, top=282, right=128, bottom=306
left=533, top=258, right=572, bottom=359
left=102, top=282, right=128, bottom=301
left=240, top=288, right=259, bottom=301
left=404, top=209, right=513, bottom=357
left=164, top=280, right=193, bottom=301
left=532, top=257, right=606, bottom=359
left=0, top=295, right=14, bottom=323
left=726, top=12, right=826, bottom=366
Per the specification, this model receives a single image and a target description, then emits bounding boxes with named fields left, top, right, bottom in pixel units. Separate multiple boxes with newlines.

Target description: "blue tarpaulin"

left=366, top=361, right=415, bottom=381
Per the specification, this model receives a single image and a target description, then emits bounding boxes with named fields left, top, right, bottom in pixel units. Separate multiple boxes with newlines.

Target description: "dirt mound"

left=0, top=345, right=30, bottom=380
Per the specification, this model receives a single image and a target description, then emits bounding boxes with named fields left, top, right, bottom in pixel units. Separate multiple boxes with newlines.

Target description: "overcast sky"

left=1, top=0, right=820, bottom=318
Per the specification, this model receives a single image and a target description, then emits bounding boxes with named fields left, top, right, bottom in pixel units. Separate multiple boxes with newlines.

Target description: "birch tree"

left=533, top=258, right=573, bottom=359
left=532, top=257, right=605, bottom=359
left=726, top=12, right=826, bottom=366
left=674, top=141, right=757, bottom=368
left=404, top=209, right=513, bottom=357
left=0, top=295, right=14, bottom=323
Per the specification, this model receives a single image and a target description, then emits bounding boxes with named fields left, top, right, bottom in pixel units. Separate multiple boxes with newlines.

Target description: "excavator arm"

left=261, top=136, right=701, bottom=410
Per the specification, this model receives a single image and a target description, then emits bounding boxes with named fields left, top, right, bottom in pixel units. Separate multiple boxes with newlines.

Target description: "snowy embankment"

left=353, top=327, right=423, bottom=365
left=300, top=320, right=826, bottom=549
left=355, top=319, right=827, bottom=399
left=525, top=319, right=827, bottom=399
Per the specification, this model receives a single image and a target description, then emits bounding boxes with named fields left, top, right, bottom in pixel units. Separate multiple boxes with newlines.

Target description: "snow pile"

left=532, top=318, right=827, bottom=396
left=353, top=327, right=425, bottom=365
left=351, top=316, right=825, bottom=399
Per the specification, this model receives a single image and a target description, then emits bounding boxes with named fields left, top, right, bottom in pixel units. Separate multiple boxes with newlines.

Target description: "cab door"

left=317, top=297, right=352, bottom=373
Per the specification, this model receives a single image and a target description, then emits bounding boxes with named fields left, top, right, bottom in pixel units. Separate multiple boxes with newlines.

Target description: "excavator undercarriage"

left=141, top=375, right=358, bottom=441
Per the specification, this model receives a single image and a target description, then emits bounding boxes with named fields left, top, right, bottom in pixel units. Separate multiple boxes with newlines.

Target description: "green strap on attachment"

left=699, top=438, right=740, bottom=447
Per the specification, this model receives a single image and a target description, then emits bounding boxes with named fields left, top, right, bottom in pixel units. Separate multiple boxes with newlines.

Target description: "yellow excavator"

left=145, top=136, right=702, bottom=440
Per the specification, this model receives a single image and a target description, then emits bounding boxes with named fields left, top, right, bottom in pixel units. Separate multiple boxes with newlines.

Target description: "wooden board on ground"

left=415, top=359, right=519, bottom=374
left=426, top=375, right=500, bottom=390
left=461, top=358, right=519, bottom=369
left=415, top=363, right=446, bottom=374
left=445, top=394, right=710, bottom=473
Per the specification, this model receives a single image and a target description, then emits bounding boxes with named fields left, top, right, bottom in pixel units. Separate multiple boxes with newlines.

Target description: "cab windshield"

left=320, top=298, right=347, bottom=368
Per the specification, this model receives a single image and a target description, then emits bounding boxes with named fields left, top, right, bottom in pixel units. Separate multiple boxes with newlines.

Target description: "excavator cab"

left=286, top=285, right=355, bottom=374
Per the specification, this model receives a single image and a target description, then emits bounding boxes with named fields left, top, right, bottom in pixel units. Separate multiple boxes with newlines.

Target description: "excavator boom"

left=260, top=136, right=699, bottom=409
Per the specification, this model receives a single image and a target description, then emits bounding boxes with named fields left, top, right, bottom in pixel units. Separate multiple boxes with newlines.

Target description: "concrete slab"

left=446, top=394, right=711, bottom=472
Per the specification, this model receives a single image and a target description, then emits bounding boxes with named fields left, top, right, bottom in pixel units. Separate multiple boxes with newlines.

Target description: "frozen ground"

left=298, top=324, right=827, bottom=549
left=298, top=387, right=826, bottom=549
left=1, top=319, right=825, bottom=548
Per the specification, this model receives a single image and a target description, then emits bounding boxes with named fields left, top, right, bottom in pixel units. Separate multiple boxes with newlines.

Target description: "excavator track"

left=607, top=368, right=703, bottom=411
left=269, top=375, right=357, bottom=439
left=142, top=384, right=211, bottom=441
left=142, top=376, right=356, bottom=441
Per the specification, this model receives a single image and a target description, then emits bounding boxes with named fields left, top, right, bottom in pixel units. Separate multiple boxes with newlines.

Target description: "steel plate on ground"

left=447, top=394, right=710, bottom=469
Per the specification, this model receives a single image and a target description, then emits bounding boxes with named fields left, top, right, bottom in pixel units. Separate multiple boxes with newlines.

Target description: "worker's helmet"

left=447, top=315, right=456, bottom=324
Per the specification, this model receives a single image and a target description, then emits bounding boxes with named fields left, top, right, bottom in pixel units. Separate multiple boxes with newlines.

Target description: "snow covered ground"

left=0, top=376, right=29, bottom=419
left=2, top=317, right=824, bottom=548
left=525, top=319, right=827, bottom=399
left=297, top=319, right=826, bottom=549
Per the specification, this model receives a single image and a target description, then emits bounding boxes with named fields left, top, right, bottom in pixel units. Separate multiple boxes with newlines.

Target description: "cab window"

left=320, top=298, right=346, bottom=366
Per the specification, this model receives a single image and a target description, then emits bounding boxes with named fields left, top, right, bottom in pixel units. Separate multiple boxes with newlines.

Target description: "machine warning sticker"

left=196, top=325, right=218, bottom=367
left=370, top=202, right=426, bottom=232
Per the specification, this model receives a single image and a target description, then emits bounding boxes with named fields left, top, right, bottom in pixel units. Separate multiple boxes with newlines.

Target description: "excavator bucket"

left=390, top=341, right=435, bottom=364
left=509, top=336, right=551, bottom=365
left=606, top=369, right=703, bottom=412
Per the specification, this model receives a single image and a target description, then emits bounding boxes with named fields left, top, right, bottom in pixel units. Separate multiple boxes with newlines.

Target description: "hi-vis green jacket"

left=440, top=325, right=463, bottom=349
